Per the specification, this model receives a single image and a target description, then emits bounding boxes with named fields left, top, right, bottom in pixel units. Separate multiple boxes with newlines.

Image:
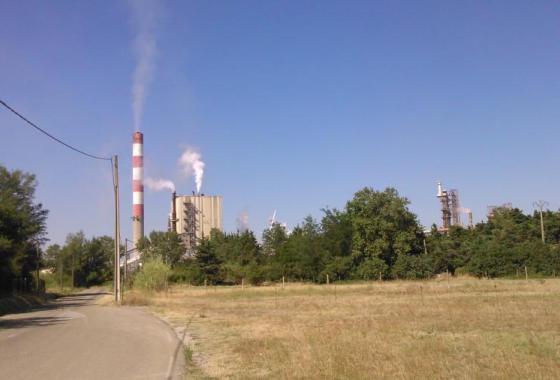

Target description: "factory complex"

left=127, top=131, right=513, bottom=264
left=126, top=131, right=223, bottom=266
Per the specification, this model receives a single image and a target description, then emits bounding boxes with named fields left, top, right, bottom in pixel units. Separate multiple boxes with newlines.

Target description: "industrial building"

left=436, top=182, right=473, bottom=232
left=169, top=192, right=223, bottom=254
left=487, top=203, right=513, bottom=219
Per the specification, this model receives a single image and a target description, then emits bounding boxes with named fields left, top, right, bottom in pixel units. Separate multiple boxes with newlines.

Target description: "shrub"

left=353, top=257, right=389, bottom=280
left=321, top=256, right=353, bottom=281
left=133, top=258, right=171, bottom=292
left=169, top=260, right=205, bottom=285
left=392, top=254, right=433, bottom=279
left=245, top=262, right=267, bottom=285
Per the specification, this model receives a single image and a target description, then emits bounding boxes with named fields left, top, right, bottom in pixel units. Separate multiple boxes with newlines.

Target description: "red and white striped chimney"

left=132, top=132, right=144, bottom=246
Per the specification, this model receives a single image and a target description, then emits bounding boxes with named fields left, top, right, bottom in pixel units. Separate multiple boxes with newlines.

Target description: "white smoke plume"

left=129, top=0, right=161, bottom=131
left=145, top=177, right=175, bottom=192
left=236, top=210, right=249, bottom=232
left=178, top=148, right=205, bottom=193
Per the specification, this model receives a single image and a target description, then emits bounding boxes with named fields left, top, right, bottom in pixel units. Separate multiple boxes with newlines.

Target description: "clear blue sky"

left=1, top=1, right=559, bottom=245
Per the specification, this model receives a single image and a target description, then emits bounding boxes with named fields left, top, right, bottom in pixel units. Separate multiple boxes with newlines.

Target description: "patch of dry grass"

left=133, top=278, right=560, bottom=379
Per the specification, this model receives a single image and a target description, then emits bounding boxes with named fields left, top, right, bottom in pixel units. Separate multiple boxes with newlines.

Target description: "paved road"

left=0, top=291, right=184, bottom=379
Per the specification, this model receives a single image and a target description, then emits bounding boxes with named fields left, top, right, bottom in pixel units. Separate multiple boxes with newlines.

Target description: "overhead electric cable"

left=0, top=99, right=112, bottom=161
left=1, top=98, right=122, bottom=302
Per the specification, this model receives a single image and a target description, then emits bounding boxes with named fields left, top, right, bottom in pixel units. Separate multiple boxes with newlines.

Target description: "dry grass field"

left=126, top=278, right=560, bottom=379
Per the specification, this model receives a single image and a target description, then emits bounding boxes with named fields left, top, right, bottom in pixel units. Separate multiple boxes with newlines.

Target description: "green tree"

left=216, top=230, right=263, bottom=284
left=346, top=187, right=424, bottom=272
left=320, top=208, right=353, bottom=259
left=195, top=238, right=222, bottom=284
left=321, top=256, right=353, bottom=281
left=80, top=236, right=113, bottom=287
left=44, top=244, right=61, bottom=270
left=137, top=231, right=185, bottom=266
left=61, top=232, right=86, bottom=288
left=354, top=257, right=389, bottom=280
left=0, top=166, right=48, bottom=292
left=273, top=217, right=326, bottom=281
left=262, top=223, right=288, bottom=256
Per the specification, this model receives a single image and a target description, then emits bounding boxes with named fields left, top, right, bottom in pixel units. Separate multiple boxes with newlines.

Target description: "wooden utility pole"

left=113, top=155, right=121, bottom=303
left=71, top=250, right=75, bottom=289
left=35, top=242, right=40, bottom=292
left=124, top=239, right=129, bottom=284
left=59, top=258, right=63, bottom=290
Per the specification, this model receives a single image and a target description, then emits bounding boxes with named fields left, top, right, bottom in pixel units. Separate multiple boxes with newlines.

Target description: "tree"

left=262, top=223, right=288, bottom=256
left=48, top=232, right=114, bottom=288
left=354, top=258, right=389, bottom=280
left=0, top=166, right=48, bottom=292
left=44, top=244, right=61, bottom=270
left=137, top=231, right=185, bottom=266
left=214, top=230, right=263, bottom=284
left=79, top=236, right=113, bottom=287
left=346, top=187, right=424, bottom=273
left=273, top=217, right=326, bottom=281
left=195, top=238, right=222, bottom=284
left=320, top=208, right=353, bottom=259
left=61, top=232, right=86, bottom=288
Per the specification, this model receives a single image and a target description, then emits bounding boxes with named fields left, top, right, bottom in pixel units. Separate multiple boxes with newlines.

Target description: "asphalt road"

left=0, top=291, right=184, bottom=380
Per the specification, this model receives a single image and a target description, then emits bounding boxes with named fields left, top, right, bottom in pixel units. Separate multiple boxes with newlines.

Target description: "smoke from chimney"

left=145, top=177, right=175, bottom=192
left=236, top=210, right=249, bottom=232
left=128, top=0, right=161, bottom=131
left=178, top=148, right=205, bottom=194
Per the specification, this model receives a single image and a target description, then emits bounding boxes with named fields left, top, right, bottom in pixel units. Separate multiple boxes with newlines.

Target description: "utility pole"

left=533, top=200, right=548, bottom=244
left=59, top=254, right=63, bottom=291
left=113, top=155, right=121, bottom=303
left=35, top=242, right=40, bottom=292
left=71, top=249, right=75, bottom=289
left=124, top=238, right=129, bottom=284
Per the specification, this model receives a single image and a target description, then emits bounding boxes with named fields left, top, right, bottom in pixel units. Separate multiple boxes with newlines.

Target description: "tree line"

left=138, top=187, right=560, bottom=285
left=3, top=164, right=560, bottom=293
left=0, top=165, right=114, bottom=293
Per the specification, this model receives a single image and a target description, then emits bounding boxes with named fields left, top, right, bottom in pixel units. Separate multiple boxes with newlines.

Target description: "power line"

left=0, top=99, right=112, bottom=161
left=1, top=98, right=122, bottom=302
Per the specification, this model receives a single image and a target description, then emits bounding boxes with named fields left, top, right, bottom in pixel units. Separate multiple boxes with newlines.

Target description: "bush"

left=321, top=256, right=353, bottom=281
left=133, top=258, right=171, bottom=292
left=245, top=262, right=267, bottom=285
left=169, top=260, right=205, bottom=285
left=392, top=254, right=433, bottom=279
left=353, top=257, right=389, bottom=280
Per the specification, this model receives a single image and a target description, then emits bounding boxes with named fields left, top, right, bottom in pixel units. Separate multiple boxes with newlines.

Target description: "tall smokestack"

left=171, top=191, right=177, bottom=233
left=132, top=132, right=144, bottom=246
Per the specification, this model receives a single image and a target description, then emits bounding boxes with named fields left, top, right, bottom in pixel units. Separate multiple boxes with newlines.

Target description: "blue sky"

left=1, top=1, right=560, bottom=245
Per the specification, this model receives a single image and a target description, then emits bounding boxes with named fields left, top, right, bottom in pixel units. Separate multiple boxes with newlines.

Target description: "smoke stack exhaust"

left=132, top=132, right=144, bottom=246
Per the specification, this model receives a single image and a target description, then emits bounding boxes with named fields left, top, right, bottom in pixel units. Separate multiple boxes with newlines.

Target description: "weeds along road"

left=0, top=290, right=184, bottom=380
